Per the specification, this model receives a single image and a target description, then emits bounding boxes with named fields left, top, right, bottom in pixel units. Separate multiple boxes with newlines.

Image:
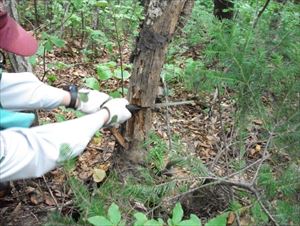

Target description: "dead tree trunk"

left=121, top=0, right=194, bottom=166
left=5, top=0, right=33, bottom=72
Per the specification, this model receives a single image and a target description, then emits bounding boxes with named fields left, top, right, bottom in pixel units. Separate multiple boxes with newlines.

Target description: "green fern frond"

left=68, top=177, right=92, bottom=213
left=277, top=164, right=300, bottom=197
left=124, top=180, right=177, bottom=204
left=44, top=211, right=77, bottom=226
left=67, top=177, right=106, bottom=217
left=145, top=132, right=168, bottom=171
left=170, top=154, right=209, bottom=178
left=89, top=198, right=105, bottom=217
left=275, top=200, right=300, bottom=226
left=251, top=201, right=269, bottom=226
left=153, top=181, right=177, bottom=197
left=258, top=164, right=277, bottom=198
left=136, top=167, right=157, bottom=184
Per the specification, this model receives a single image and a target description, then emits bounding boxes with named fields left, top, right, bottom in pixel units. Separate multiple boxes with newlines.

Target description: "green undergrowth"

left=15, top=0, right=300, bottom=225
left=45, top=132, right=224, bottom=225
left=46, top=129, right=300, bottom=225
left=45, top=0, right=299, bottom=224
left=164, top=0, right=300, bottom=225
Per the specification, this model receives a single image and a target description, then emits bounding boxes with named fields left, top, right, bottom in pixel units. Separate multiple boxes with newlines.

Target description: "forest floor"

left=0, top=46, right=262, bottom=226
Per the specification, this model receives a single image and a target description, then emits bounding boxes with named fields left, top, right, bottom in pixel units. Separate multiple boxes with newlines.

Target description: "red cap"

left=0, top=11, right=38, bottom=56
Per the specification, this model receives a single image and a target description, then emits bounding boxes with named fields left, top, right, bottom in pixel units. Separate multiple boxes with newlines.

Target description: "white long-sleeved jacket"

left=0, top=72, right=108, bottom=182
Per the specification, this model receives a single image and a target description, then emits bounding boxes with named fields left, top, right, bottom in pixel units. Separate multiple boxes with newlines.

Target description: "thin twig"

left=41, top=45, right=47, bottom=82
left=161, top=76, right=172, bottom=150
left=219, top=180, right=279, bottom=226
left=112, top=10, right=125, bottom=97
left=253, top=188, right=279, bottom=226
left=210, top=87, right=236, bottom=170
left=59, top=2, right=71, bottom=37
left=253, top=0, right=271, bottom=28
left=59, top=182, right=67, bottom=213
left=29, top=211, right=40, bottom=224
left=217, top=86, right=230, bottom=172
left=226, top=153, right=270, bottom=179
left=251, top=132, right=273, bottom=185
left=33, top=3, right=76, bottom=34
left=33, top=0, right=38, bottom=27
left=80, top=11, right=85, bottom=48
left=235, top=212, right=241, bottom=226
left=221, top=180, right=279, bottom=225
left=43, top=176, right=59, bottom=209
left=229, top=188, right=241, bottom=226
left=156, top=176, right=279, bottom=226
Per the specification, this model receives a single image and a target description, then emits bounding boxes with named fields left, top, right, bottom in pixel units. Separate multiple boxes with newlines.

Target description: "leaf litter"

left=1, top=46, right=266, bottom=226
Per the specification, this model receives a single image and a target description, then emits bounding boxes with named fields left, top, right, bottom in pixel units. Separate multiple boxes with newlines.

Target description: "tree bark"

left=4, top=0, right=39, bottom=126
left=178, top=0, right=194, bottom=31
left=121, top=0, right=194, bottom=166
left=4, top=0, right=33, bottom=72
left=213, top=0, right=234, bottom=20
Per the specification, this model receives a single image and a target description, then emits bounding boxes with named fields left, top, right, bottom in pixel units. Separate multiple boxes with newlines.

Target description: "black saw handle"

left=126, top=104, right=142, bottom=114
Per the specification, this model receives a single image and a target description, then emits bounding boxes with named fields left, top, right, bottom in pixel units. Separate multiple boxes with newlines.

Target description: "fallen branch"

left=163, top=176, right=279, bottom=226
left=218, top=179, right=279, bottom=226
left=226, top=152, right=270, bottom=179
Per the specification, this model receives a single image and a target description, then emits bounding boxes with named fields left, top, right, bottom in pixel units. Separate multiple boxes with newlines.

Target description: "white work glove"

left=76, top=88, right=111, bottom=114
left=102, top=98, right=132, bottom=127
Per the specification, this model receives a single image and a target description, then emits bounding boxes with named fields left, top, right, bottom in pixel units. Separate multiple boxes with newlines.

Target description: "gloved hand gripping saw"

left=111, top=101, right=195, bottom=149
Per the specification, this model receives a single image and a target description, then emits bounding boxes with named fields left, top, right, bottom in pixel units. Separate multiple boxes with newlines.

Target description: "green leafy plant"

left=97, top=63, right=113, bottom=81
left=133, top=213, right=164, bottom=226
left=29, top=32, right=65, bottom=66
left=88, top=202, right=202, bottom=226
left=84, top=61, right=131, bottom=96
left=85, top=77, right=100, bottom=90
left=96, top=62, right=131, bottom=81
left=88, top=203, right=125, bottom=226
left=87, top=202, right=231, bottom=226
left=167, top=203, right=201, bottom=226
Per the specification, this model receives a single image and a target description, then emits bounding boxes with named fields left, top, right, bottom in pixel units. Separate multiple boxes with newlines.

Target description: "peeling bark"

left=121, top=0, right=194, bottom=166
left=178, top=0, right=195, bottom=31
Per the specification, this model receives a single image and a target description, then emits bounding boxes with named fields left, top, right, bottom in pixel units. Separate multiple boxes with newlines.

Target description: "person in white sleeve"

left=0, top=5, right=132, bottom=182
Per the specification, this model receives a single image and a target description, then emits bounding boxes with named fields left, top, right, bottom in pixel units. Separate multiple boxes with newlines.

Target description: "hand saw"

left=125, top=100, right=195, bottom=114
left=110, top=100, right=194, bottom=149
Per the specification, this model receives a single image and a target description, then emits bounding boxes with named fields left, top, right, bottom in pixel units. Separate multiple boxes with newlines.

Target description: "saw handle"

left=126, top=104, right=142, bottom=114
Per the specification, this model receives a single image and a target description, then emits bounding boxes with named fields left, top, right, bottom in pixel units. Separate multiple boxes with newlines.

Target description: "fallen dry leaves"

left=1, top=45, right=269, bottom=225
left=92, top=168, right=107, bottom=183
left=227, top=212, right=236, bottom=225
